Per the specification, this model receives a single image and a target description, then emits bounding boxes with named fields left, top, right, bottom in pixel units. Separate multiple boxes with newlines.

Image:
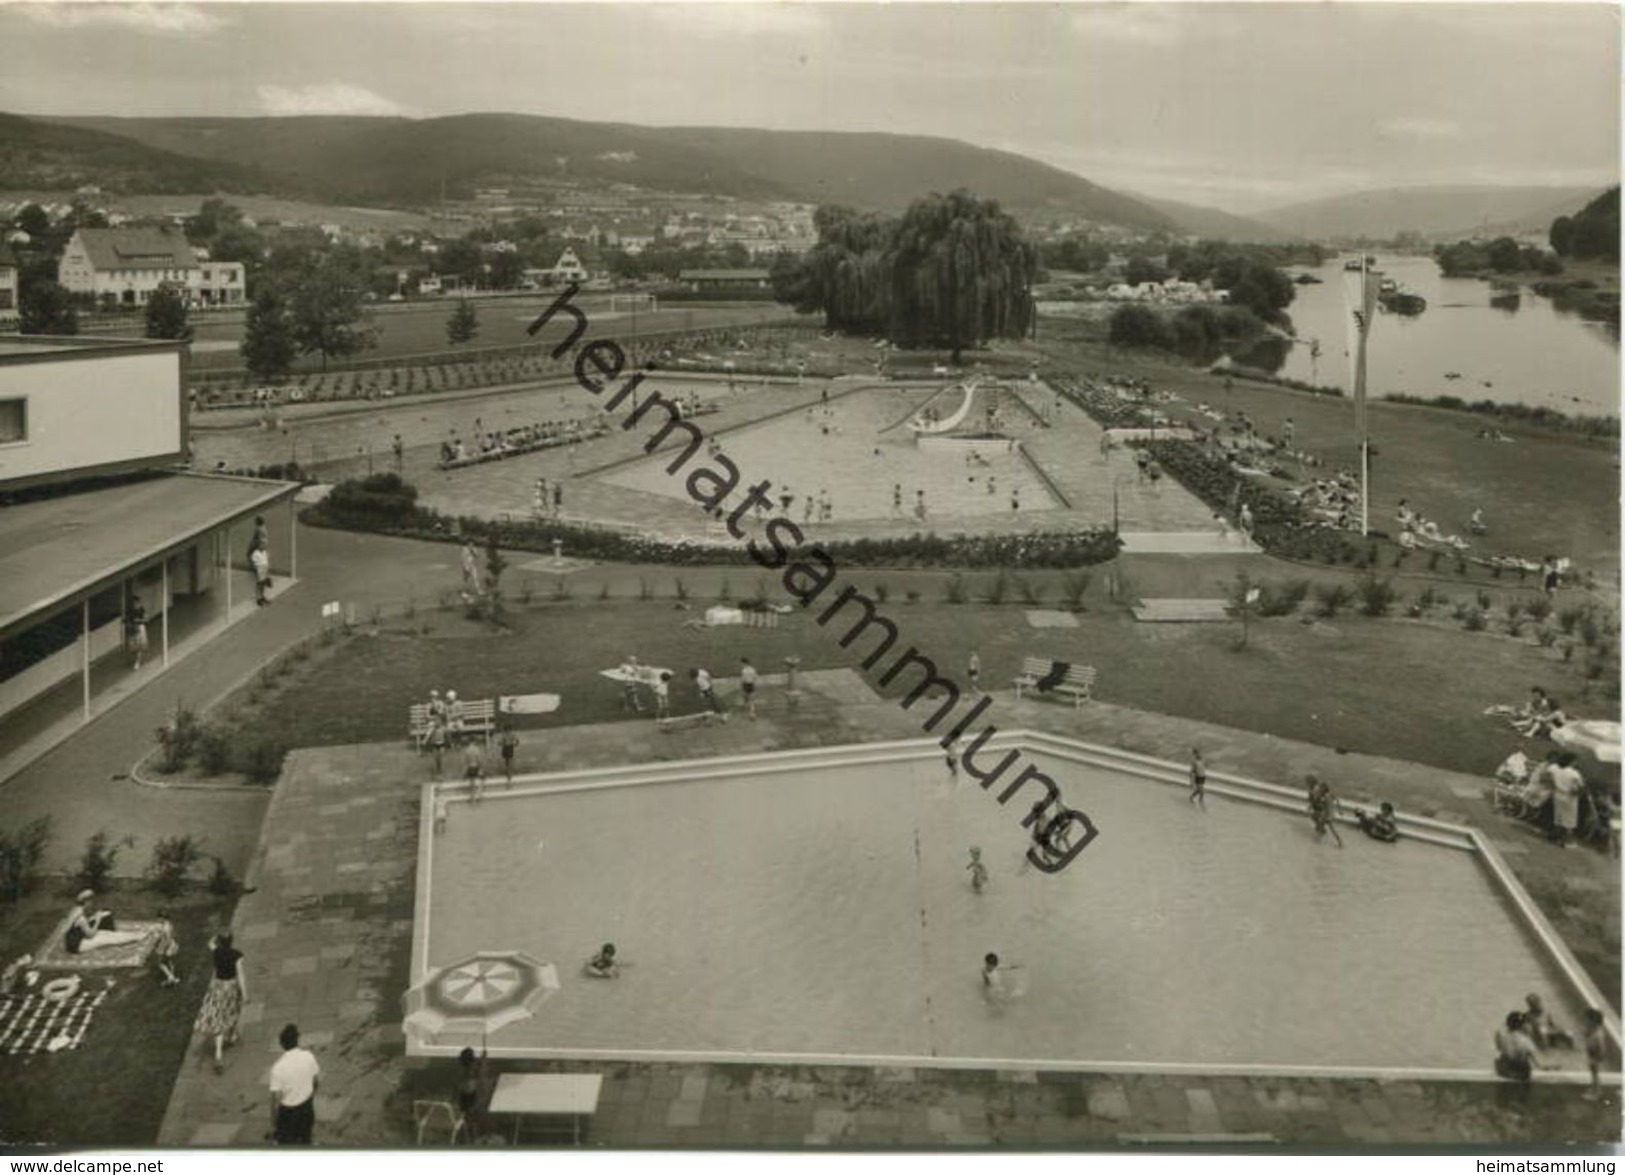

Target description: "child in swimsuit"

left=585, top=943, right=620, bottom=979
left=966, top=848, right=987, bottom=894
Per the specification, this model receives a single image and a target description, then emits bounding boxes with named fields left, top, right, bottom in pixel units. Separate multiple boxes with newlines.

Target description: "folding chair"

left=413, top=1100, right=466, bottom=1145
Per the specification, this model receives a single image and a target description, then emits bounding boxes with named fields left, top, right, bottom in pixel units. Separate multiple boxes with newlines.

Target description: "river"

left=1261, top=254, right=1619, bottom=419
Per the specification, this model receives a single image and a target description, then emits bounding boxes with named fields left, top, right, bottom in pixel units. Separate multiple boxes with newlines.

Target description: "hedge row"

left=303, top=474, right=1122, bottom=571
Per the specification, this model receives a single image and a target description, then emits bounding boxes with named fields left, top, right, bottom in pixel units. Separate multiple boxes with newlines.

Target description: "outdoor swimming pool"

left=413, top=737, right=1605, bottom=1076
left=597, top=384, right=1063, bottom=521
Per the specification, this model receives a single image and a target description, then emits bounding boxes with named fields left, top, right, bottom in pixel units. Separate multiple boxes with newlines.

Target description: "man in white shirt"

left=691, top=667, right=725, bottom=720
left=269, top=1023, right=320, bottom=1145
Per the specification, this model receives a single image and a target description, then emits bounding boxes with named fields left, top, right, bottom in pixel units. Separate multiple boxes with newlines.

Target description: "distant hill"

left=46, top=112, right=1177, bottom=230
left=0, top=112, right=275, bottom=196
left=1133, top=194, right=1297, bottom=243
left=1257, top=184, right=1606, bottom=241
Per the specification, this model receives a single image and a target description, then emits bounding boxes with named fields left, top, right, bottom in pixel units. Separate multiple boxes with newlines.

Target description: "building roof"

left=0, top=473, right=300, bottom=639
left=678, top=269, right=772, bottom=281
left=72, top=227, right=196, bottom=273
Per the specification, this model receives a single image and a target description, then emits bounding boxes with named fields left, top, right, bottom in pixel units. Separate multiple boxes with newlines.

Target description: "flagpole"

left=1352, top=257, right=1376, bottom=536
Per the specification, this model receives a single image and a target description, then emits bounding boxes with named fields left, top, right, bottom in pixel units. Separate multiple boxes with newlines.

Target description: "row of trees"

left=1435, top=236, right=1564, bottom=278
left=771, top=190, right=1038, bottom=362
left=241, top=243, right=379, bottom=379
left=1550, top=186, right=1619, bottom=263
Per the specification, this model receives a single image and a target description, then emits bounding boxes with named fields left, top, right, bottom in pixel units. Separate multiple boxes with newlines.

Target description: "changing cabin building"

left=0, top=336, right=299, bottom=774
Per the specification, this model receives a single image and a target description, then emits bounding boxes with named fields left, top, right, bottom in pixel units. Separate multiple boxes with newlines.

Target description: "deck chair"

left=413, top=1099, right=466, bottom=1145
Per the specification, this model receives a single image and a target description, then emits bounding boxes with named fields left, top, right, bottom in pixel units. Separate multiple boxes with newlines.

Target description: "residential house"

left=57, top=227, right=196, bottom=308
left=677, top=268, right=772, bottom=294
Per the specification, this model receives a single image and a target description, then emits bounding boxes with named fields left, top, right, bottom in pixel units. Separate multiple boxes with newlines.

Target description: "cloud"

left=257, top=83, right=414, bottom=118
left=1378, top=117, right=1467, bottom=142
left=15, top=2, right=227, bottom=35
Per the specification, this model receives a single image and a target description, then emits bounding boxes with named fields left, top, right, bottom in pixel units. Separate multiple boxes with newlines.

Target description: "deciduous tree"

left=144, top=286, right=193, bottom=341
left=446, top=299, right=480, bottom=346
left=240, top=287, right=297, bottom=381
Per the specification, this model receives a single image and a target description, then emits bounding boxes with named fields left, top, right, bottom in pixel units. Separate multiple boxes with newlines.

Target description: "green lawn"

left=0, top=885, right=236, bottom=1147
left=186, top=298, right=799, bottom=371
left=248, top=595, right=1606, bottom=781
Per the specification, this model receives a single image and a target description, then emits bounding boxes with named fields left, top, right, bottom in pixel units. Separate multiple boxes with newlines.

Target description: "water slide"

left=905, top=379, right=979, bottom=436
left=875, top=383, right=958, bottom=435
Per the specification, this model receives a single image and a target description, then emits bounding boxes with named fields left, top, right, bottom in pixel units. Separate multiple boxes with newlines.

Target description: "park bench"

left=408, top=699, right=497, bottom=750
left=1012, top=657, right=1097, bottom=708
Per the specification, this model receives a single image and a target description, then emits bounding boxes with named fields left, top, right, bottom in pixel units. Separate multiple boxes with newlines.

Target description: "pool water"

left=421, top=752, right=1589, bottom=1072
left=597, top=385, right=1061, bottom=521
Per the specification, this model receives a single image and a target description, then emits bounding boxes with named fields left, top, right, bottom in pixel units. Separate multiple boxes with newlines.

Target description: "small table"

left=488, top=1073, right=602, bottom=1145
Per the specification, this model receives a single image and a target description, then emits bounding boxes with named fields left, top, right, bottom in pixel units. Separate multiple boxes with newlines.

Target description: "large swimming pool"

left=412, top=737, right=1605, bottom=1076
left=597, top=384, right=1062, bottom=521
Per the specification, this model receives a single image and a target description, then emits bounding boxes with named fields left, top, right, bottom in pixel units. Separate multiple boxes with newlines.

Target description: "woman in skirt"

left=195, top=932, right=247, bottom=1074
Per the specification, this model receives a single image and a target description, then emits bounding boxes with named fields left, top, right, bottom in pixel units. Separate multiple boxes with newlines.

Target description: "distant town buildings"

left=57, top=227, right=245, bottom=308
left=0, top=243, right=18, bottom=328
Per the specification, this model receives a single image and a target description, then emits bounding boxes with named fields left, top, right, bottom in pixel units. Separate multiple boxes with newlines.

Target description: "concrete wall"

left=0, top=349, right=184, bottom=485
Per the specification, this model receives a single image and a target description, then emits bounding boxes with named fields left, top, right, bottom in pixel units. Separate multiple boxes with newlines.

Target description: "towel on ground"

left=32, top=915, right=162, bottom=971
left=0, top=986, right=111, bottom=1054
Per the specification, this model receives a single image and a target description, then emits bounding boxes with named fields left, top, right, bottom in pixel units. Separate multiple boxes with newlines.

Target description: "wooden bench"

left=408, top=699, right=497, bottom=750
left=1012, top=657, right=1097, bottom=708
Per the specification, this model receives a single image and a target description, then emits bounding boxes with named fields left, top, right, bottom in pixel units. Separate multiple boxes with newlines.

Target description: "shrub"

left=1506, top=616, right=1526, bottom=638
left=1427, top=551, right=1441, bottom=572
left=1581, top=613, right=1603, bottom=648
left=1557, top=606, right=1585, bottom=635
left=1313, top=583, right=1353, bottom=618
left=945, top=574, right=968, bottom=605
left=1536, top=627, right=1557, bottom=648
left=238, top=735, right=287, bottom=785
left=148, top=834, right=205, bottom=897
left=1414, top=585, right=1442, bottom=614
left=873, top=583, right=891, bottom=605
left=78, top=831, right=132, bottom=894
left=982, top=570, right=1011, bottom=606
left=1357, top=574, right=1399, bottom=618
left=0, top=816, right=53, bottom=902
left=1476, top=590, right=1493, bottom=611
left=1563, top=641, right=1577, bottom=662
left=1062, top=571, right=1091, bottom=609
left=1016, top=577, right=1045, bottom=606
left=1257, top=580, right=1309, bottom=618
left=197, top=724, right=236, bottom=776
left=1463, top=610, right=1488, bottom=632
left=1455, top=558, right=1468, bottom=576
left=905, top=589, right=922, bottom=604
left=154, top=704, right=202, bottom=773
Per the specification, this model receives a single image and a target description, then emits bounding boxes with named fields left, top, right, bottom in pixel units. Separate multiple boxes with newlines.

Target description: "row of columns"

left=72, top=497, right=297, bottom=723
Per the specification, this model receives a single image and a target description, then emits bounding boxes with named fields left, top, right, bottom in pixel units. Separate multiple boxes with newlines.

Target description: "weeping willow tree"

left=773, top=190, right=1037, bottom=361
left=887, top=190, right=1037, bottom=363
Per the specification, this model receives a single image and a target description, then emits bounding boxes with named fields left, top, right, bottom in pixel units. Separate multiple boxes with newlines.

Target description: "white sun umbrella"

left=403, top=949, right=560, bottom=1046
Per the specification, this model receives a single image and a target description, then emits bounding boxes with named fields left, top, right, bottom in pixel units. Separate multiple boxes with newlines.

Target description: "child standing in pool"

left=1307, top=774, right=1343, bottom=847
left=1189, top=748, right=1207, bottom=809
left=966, top=847, right=987, bottom=894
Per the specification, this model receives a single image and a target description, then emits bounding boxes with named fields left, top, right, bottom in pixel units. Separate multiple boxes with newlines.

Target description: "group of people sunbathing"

left=1288, top=472, right=1364, bottom=532
left=1394, top=498, right=1474, bottom=551
left=437, top=417, right=607, bottom=468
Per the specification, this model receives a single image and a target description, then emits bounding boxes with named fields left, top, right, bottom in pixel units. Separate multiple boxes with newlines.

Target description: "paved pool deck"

left=155, top=668, right=1622, bottom=1148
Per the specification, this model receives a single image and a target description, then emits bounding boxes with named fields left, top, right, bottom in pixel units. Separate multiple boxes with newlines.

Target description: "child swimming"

left=585, top=943, right=620, bottom=979
left=966, top=847, right=987, bottom=894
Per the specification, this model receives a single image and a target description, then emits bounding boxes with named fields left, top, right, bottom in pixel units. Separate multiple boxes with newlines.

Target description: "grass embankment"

left=0, top=885, right=236, bottom=1147
left=1034, top=336, right=1621, bottom=580
left=186, top=296, right=797, bottom=373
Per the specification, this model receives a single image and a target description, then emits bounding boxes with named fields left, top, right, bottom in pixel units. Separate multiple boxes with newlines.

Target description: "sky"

left=0, top=1, right=1618, bottom=213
